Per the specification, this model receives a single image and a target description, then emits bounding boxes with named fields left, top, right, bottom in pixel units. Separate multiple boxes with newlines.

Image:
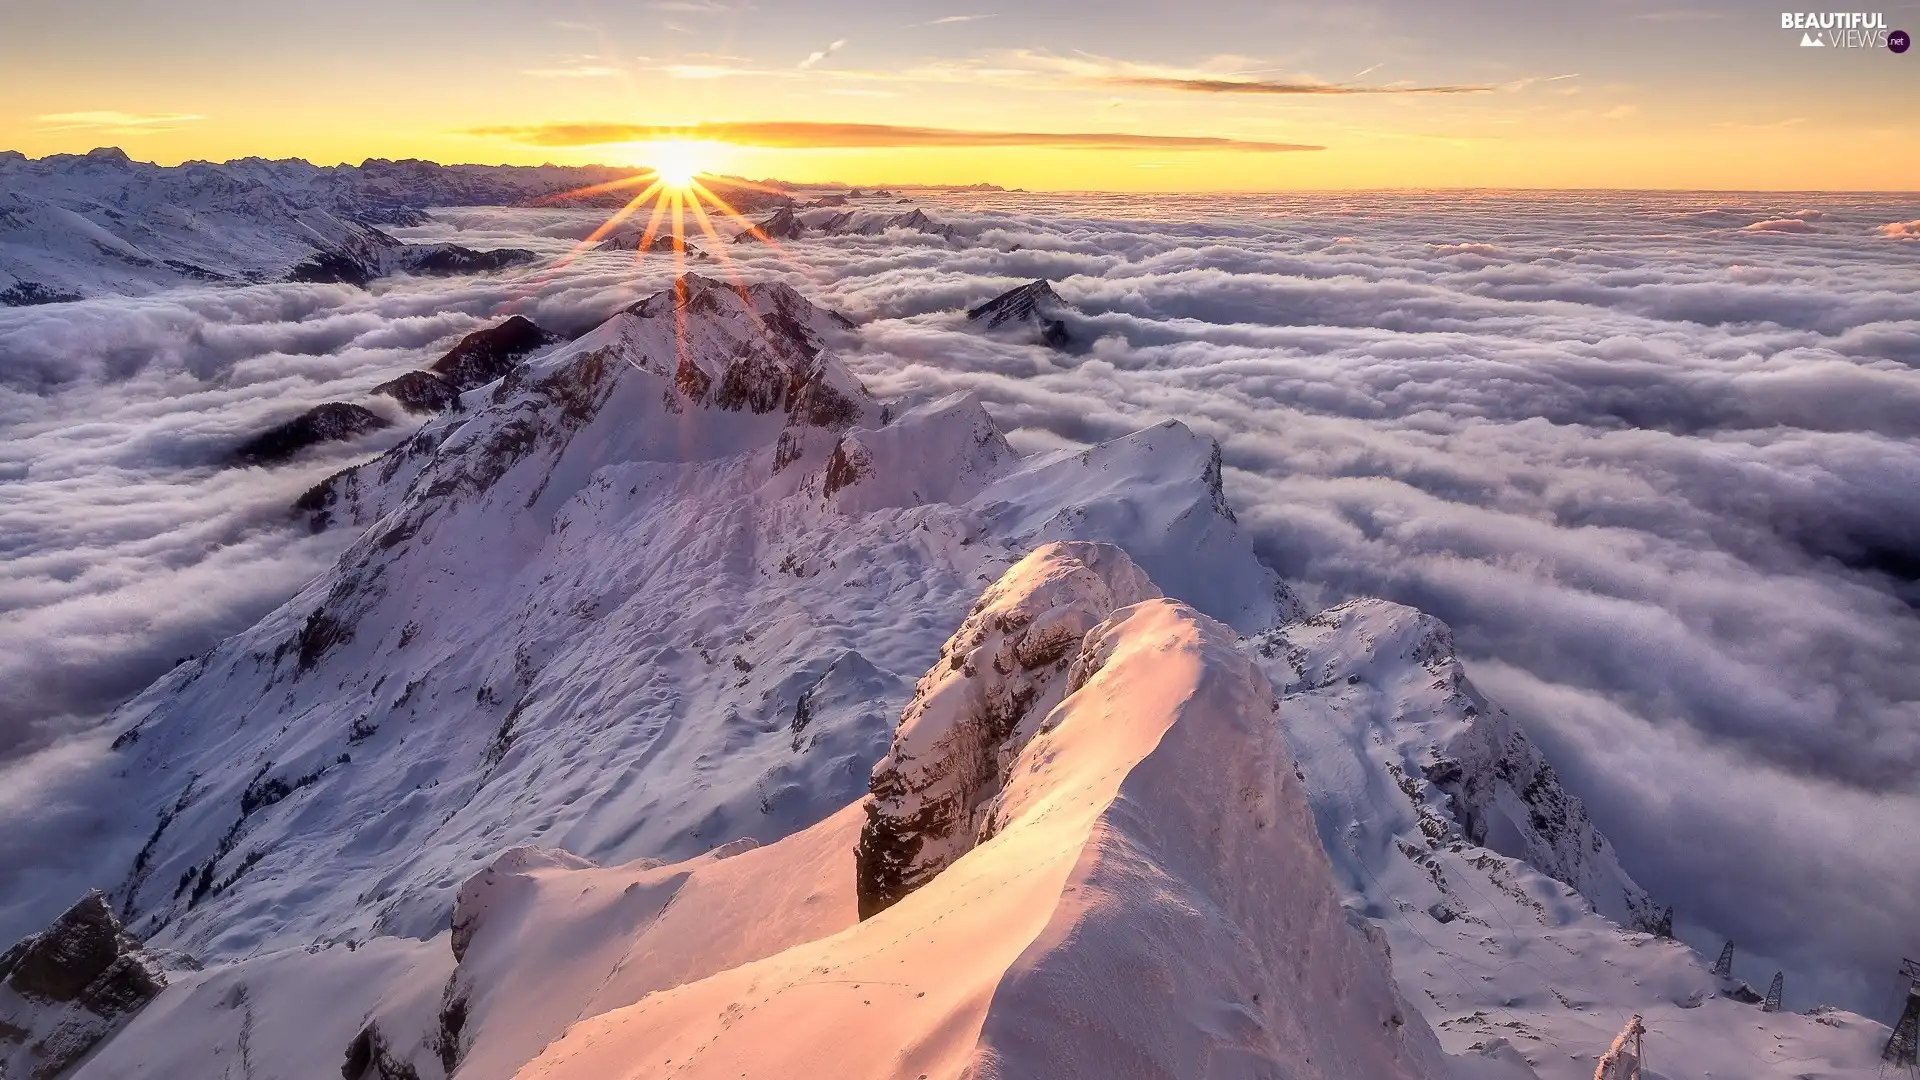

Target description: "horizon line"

left=4, top=148, right=1918, bottom=196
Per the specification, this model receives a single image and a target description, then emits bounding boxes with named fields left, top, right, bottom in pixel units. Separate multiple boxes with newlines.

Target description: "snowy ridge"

left=855, top=541, right=1160, bottom=916
left=506, top=543, right=1447, bottom=1080
left=738, top=204, right=959, bottom=243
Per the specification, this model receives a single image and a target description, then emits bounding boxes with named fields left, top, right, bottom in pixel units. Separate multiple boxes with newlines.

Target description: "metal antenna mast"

left=1713, top=940, right=1734, bottom=979
left=1886, top=959, right=1920, bottom=1067
left=1762, top=972, right=1784, bottom=1013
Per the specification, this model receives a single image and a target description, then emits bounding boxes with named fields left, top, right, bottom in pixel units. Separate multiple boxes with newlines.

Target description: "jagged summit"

left=966, top=279, right=1076, bottom=348
left=737, top=205, right=805, bottom=242
left=734, top=205, right=957, bottom=244
left=428, top=315, right=556, bottom=392
left=230, top=402, right=391, bottom=467
left=967, top=279, right=1069, bottom=328
left=593, top=229, right=709, bottom=259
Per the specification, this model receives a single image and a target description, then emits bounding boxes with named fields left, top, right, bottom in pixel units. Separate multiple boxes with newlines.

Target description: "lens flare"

left=522, top=141, right=810, bottom=375
left=650, top=141, right=703, bottom=191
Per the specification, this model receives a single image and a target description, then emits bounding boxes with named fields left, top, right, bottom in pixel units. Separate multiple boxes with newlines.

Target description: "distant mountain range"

left=0, top=149, right=797, bottom=304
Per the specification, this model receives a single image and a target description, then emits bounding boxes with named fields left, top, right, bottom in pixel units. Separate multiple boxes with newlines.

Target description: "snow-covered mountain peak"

left=1262, top=596, right=1457, bottom=692
left=972, top=418, right=1301, bottom=631
left=966, top=278, right=1072, bottom=329
left=823, top=391, right=1017, bottom=514
left=856, top=540, right=1161, bottom=916
left=965, top=278, right=1077, bottom=348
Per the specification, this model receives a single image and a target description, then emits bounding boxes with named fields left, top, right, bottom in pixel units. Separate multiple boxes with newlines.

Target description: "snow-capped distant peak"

left=966, top=279, right=1072, bottom=329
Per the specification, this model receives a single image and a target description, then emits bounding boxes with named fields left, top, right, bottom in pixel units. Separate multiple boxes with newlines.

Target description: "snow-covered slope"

left=0, top=150, right=540, bottom=302
left=1243, top=601, right=1889, bottom=1079
left=499, top=544, right=1447, bottom=1080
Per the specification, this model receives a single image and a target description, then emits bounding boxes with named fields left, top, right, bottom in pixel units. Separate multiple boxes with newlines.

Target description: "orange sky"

left=3, top=1, right=1916, bottom=190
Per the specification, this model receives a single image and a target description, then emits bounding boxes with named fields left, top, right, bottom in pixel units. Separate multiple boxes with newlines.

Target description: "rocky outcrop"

left=0, top=281, right=83, bottom=307
left=854, top=541, right=1160, bottom=917
left=428, top=315, right=555, bottom=392
left=232, top=402, right=391, bottom=466
left=624, top=274, right=868, bottom=425
left=593, top=230, right=708, bottom=259
left=373, top=371, right=461, bottom=414
left=966, top=279, right=1075, bottom=348
left=399, top=245, right=538, bottom=276
left=819, top=207, right=955, bottom=240
left=735, top=206, right=804, bottom=242
left=0, top=892, right=165, bottom=1080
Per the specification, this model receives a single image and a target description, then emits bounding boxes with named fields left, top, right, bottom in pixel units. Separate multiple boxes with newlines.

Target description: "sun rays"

left=520, top=140, right=807, bottom=375
left=540, top=140, right=791, bottom=281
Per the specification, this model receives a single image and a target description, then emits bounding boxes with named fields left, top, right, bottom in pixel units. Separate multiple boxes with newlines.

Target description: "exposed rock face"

left=373, top=371, right=461, bottom=414
left=854, top=541, right=1159, bottom=918
left=400, top=245, right=538, bottom=276
left=624, top=274, right=866, bottom=424
left=232, top=402, right=392, bottom=465
left=593, top=230, right=708, bottom=259
left=819, top=207, right=955, bottom=239
left=736, top=205, right=804, bottom=242
left=341, top=1020, right=425, bottom=1080
left=429, top=315, right=556, bottom=393
left=966, top=279, right=1075, bottom=348
left=0, top=892, right=165, bottom=1080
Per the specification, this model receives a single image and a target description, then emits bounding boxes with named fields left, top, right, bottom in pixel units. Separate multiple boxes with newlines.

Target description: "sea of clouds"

left=2, top=190, right=1917, bottom=1015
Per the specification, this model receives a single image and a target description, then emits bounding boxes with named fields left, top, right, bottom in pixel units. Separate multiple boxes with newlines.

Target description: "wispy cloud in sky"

left=521, top=56, right=622, bottom=78
left=800, top=38, right=848, bottom=69
left=1102, top=75, right=1494, bottom=95
left=35, top=112, right=204, bottom=133
left=464, top=120, right=1323, bottom=151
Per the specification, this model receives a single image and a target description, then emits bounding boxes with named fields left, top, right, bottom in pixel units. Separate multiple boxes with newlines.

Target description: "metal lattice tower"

left=1762, top=972, right=1784, bottom=1013
left=1886, top=959, right=1920, bottom=1067
left=1713, top=940, right=1734, bottom=979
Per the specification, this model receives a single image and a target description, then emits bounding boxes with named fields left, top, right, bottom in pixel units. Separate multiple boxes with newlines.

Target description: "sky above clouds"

left=2, top=0, right=1917, bottom=187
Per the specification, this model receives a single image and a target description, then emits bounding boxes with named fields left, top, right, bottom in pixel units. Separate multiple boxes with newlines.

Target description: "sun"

left=649, top=141, right=704, bottom=191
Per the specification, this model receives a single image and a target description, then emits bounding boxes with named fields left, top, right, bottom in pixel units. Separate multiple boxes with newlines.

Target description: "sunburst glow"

left=527, top=139, right=804, bottom=374
left=648, top=140, right=705, bottom=191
